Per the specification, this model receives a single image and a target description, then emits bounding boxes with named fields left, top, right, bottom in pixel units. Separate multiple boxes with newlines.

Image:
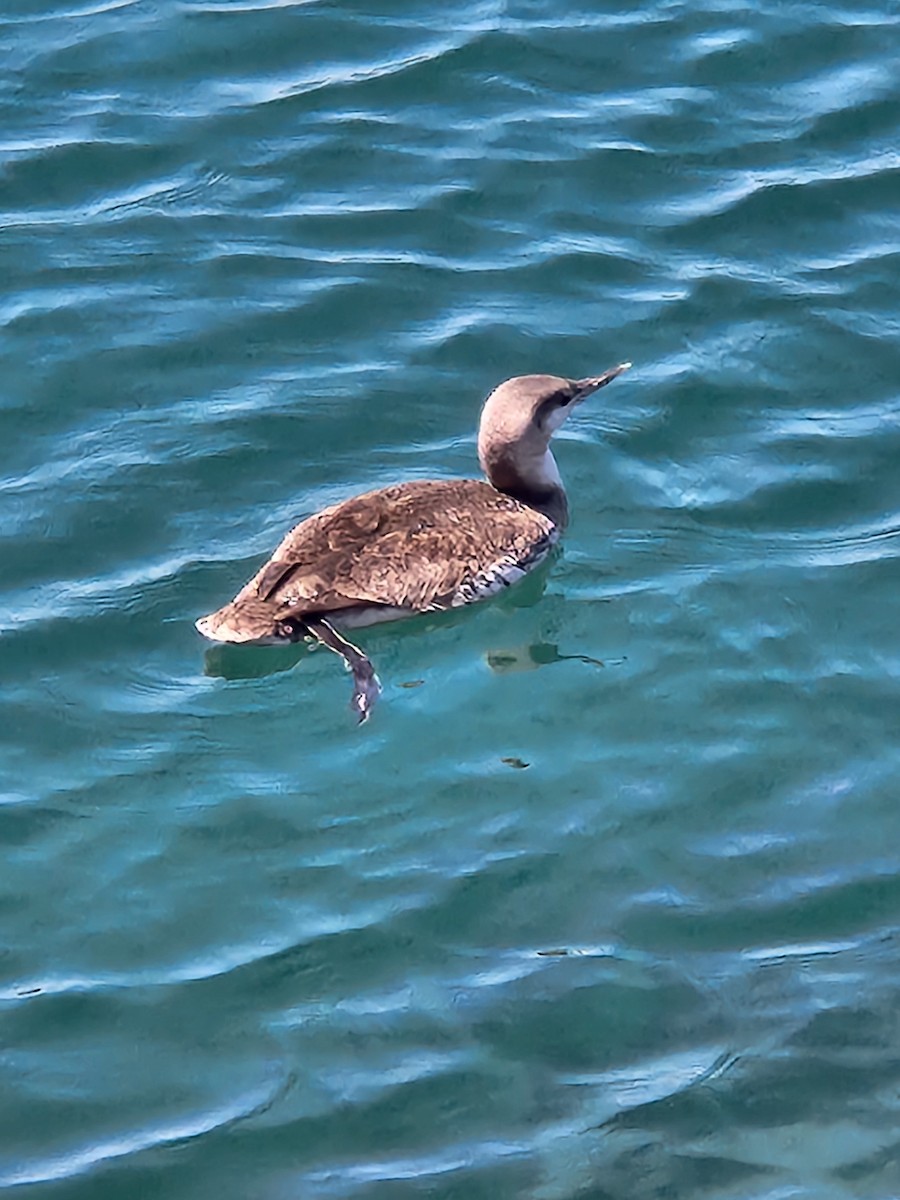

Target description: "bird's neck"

left=483, top=447, right=569, bottom=529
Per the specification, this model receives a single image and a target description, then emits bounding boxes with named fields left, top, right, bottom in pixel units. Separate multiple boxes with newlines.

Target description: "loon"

left=196, top=363, right=630, bottom=721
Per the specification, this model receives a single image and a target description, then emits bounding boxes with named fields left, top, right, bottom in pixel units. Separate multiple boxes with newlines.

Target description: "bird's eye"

left=555, top=391, right=572, bottom=407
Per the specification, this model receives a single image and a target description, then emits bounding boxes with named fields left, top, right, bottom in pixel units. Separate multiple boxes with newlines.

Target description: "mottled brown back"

left=200, top=478, right=556, bottom=641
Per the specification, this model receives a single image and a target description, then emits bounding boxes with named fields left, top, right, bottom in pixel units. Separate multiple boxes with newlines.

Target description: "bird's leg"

left=302, top=617, right=382, bottom=723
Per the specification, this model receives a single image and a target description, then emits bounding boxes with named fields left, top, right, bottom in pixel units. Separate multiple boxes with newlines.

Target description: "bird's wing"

left=241, top=478, right=556, bottom=617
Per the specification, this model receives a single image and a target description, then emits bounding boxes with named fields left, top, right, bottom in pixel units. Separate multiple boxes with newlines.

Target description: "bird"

left=196, top=363, right=631, bottom=721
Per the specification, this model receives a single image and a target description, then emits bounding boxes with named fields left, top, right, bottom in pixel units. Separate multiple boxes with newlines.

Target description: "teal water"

left=3, top=1, right=900, bottom=1196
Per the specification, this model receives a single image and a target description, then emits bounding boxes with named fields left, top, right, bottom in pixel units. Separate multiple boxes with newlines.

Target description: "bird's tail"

left=195, top=599, right=290, bottom=645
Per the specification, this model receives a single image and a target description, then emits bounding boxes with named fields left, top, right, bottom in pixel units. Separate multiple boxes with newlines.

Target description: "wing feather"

left=206, top=479, right=556, bottom=640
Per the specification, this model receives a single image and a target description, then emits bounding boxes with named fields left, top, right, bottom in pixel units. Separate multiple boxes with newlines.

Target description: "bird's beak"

left=572, top=361, right=632, bottom=402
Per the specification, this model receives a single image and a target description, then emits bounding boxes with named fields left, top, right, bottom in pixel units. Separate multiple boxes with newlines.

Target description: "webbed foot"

left=349, top=657, right=383, bottom=724
left=303, top=617, right=383, bottom=724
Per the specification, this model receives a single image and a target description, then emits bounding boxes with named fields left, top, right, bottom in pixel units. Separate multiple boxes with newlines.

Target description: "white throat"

left=530, top=447, right=563, bottom=491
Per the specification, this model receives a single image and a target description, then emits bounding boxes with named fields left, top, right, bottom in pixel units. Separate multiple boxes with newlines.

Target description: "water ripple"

left=0, top=1080, right=279, bottom=1187
left=3, top=0, right=900, bottom=1195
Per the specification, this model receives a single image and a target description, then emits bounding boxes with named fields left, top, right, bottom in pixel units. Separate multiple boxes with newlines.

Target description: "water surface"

left=3, top=1, right=900, bottom=1196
